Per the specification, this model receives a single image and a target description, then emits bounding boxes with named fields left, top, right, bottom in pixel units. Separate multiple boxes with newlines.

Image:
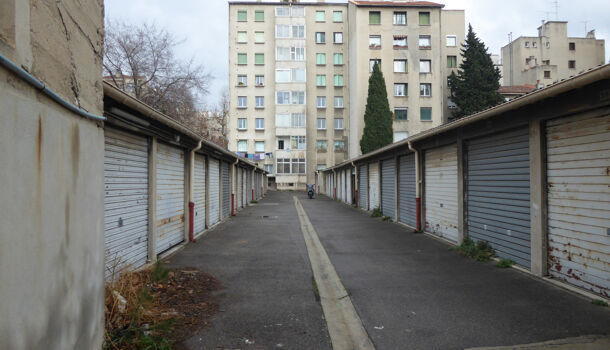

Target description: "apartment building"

left=228, top=0, right=464, bottom=189
left=502, top=21, right=605, bottom=87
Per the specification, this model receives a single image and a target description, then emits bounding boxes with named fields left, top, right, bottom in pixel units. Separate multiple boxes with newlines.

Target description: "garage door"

left=346, top=169, right=352, bottom=205
left=208, top=158, right=220, bottom=226
left=398, top=154, right=417, bottom=228
left=424, top=144, right=458, bottom=243
left=104, top=128, right=149, bottom=275
left=369, top=162, right=380, bottom=210
left=222, top=161, right=230, bottom=219
left=193, top=154, right=206, bottom=235
left=242, top=168, right=248, bottom=206
left=237, top=167, right=243, bottom=209
left=381, top=159, right=396, bottom=220
left=156, top=142, right=185, bottom=254
left=546, top=112, right=610, bottom=296
left=466, top=128, right=530, bottom=267
left=359, top=165, right=368, bottom=209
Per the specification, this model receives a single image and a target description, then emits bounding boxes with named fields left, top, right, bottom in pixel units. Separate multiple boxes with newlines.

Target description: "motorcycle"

left=307, top=184, right=314, bottom=199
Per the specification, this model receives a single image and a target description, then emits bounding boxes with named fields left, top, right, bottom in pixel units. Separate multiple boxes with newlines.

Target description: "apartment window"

left=316, top=10, right=325, bottom=22
left=420, top=83, right=431, bottom=97
left=292, top=68, right=305, bottom=82
left=447, top=55, right=457, bottom=68
left=276, top=7, right=290, bottom=17
left=394, top=83, right=407, bottom=96
left=276, top=24, right=290, bottom=38
left=394, top=59, right=407, bottom=73
left=446, top=35, right=457, bottom=47
left=333, top=11, right=343, bottom=22
left=420, top=59, right=431, bottom=73
left=317, top=140, right=328, bottom=151
left=291, top=113, right=306, bottom=128
left=237, top=31, right=247, bottom=43
left=277, top=158, right=290, bottom=174
left=569, top=42, right=575, bottom=50
left=369, top=11, right=381, bottom=25
left=291, top=136, right=306, bottom=150
left=264, top=164, right=273, bottom=174
left=276, top=69, right=290, bottom=82
left=544, top=70, right=551, bottom=79
left=255, top=141, right=265, bottom=153
left=393, top=12, right=406, bottom=25
left=393, top=35, right=407, bottom=48
left=419, top=35, right=431, bottom=49
left=255, top=31, right=264, bottom=43
left=237, top=96, right=247, bottom=108
left=334, top=53, right=343, bottom=65
left=277, top=47, right=290, bottom=60
left=334, top=140, right=345, bottom=151
left=395, top=108, right=408, bottom=120
left=317, top=118, right=327, bottom=129
left=291, top=47, right=305, bottom=61
left=275, top=114, right=290, bottom=127
left=334, top=96, right=344, bottom=108
left=316, top=53, right=326, bottom=65
left=237, top=140, right=247, bottom=152
left=532, top=41, right=537, bottom=48
left=237, top=10, right=247, bottom=22
left=420, top=107, right=432, bottom=121
left=369, top=35, right=381, bottom=49
left=255, top=10, right=264, bottom=22
left=291, top=91, right=305, bottom=104
left=291, top=6, right=305, bottom=17
left=238, top=118, right=247, bottom=130
left=334, top=118, right=344, bottom=130
left=237, top=74, right=247, bottom=86
left=255, top=118, right=265, bottom=130
left=542, top=60, right=550, bottom=65
left=237, top=53, right=247, bottom=65
left=276, top=91, right=290, bottom=104
left=394, top=132, right=409, bottom=142
left=369, top=59, right=381, bottom=72
left=317, top=74, right=326, bottom=86
left=255, top=53, right=264, bottom=65
left=568, top=60, right=576, bottom=69
left=546, top=42, right=550, bottom=48
left=419, top=12, right=430, bottom=25
left=334, top=74, right=344, bottom=87
left=255, top=75, right=264, bottom=87
left=255, top=96, right=265, bottom=108
left=448, top=98, right=457, bottom=109
left=316, top=32, right=326, bottom=44
left=525, top=41, right=530, bottom=48
left=292, top=25, right=305, bottom=38
left=317, top=96, right=326, bottom=108
left=291, top=158, right=306, bottom=174
left=334, top=32, right=343, bottom=44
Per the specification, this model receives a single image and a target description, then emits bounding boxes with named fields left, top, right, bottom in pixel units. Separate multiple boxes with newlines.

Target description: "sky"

left=104, top=0, right=610, bottom=108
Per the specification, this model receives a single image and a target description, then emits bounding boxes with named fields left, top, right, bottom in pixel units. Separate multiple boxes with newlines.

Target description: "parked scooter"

left=307, top=184, right=315, bottom=199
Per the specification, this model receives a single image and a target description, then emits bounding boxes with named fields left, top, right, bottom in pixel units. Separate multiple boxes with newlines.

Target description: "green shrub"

left=496, top=258, right=514, bottom=268
left=371, top=208, right=382, bottom=217
left=451, top=237, right=494, bottom=262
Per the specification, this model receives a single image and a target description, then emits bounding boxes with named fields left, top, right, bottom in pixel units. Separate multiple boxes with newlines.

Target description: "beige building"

left=228, top=0, right=464, bottom=189
left=502, top=21, right=605, bottom=87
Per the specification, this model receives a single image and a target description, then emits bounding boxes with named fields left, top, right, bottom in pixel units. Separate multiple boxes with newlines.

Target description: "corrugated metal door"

left=254, top=172, right=259, bottom=200
left=546, top=113, right=610, bottom=296
left=341, top=170, right=346, bottom=202
left=222, top=161, right=230, bottom=219
left=369, top=162, right=380, bottom=210
left=466, top=128, right=530, bottom=267
left=208, top=158, right=220, bottom=226
left=237, top=167, right=242, bottom=209
left=381, top=159, right=396, bottom=220
left=346, top=169, right=352, bottom=205
left=193, top=154, right=206, bottom=235
left=156, top=142, right=185, bottom=254
left=104, top=128, right=149, bottom=274
left=398, top=154, right=417, bottom=228
left=247, top=169, right=253, bottom=201
left=424, top=144, right=458, bottom=242
left=242, top=168, right=248, bottom=206
left=359, top=165, right=368, bottom=209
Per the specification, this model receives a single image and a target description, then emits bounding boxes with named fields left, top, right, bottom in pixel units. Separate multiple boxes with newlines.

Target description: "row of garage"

left=319, top=66, right=610, bottom=298
left=103, top=83, right=266, bottom=278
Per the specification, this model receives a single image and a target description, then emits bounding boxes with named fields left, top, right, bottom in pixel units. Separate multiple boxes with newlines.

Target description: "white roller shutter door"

left=156, top=143, right=185, bottom=254
left=208, top=158, right=220, bottom=226
left=193, top=154, right=206, bottom=235
left=424, top=144, right=458, bottom=242
left=369, top=162, right=380, bottom=210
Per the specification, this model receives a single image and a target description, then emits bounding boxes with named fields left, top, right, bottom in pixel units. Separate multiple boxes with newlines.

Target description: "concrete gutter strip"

left=294, top=196, right=376, bottom=350
left=466, top=335, right=610, bottom=350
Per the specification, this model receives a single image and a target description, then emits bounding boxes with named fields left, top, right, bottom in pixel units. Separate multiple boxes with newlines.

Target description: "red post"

left=334, top=187, right=336, bottom=199
left=252, top=189, right=254, bottom=201
left=261, top=186, right=263, bottom=198
left=416, top=197, right=421, bottom=232
left=317, top=185, right=320, bottom=194
left=188, top=202, right=195, bottom=242
left=355, top=189, right=358, bottom=206
left=231, top=194, right=235, bottom=216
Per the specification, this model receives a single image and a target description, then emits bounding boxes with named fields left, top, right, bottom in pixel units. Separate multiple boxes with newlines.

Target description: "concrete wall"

left=0, top=1, right=105, bottom=349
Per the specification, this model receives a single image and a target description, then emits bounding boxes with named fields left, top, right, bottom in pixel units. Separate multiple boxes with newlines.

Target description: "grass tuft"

left=591, top=299, right=609, bottom=307
left=496, top=258, right=514, bottom=268
left=371, top=208, right=382, bottom=217
left=451, top=237, right=494, bottom=262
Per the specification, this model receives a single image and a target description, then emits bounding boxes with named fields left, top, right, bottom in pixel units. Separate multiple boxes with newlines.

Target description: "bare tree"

left=103, top=20, right=211, bottom=124
left=217, top=88, right=230, bottom=139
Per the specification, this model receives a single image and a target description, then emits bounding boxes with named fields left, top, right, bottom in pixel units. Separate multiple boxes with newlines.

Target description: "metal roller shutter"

left=340, top=170, right=345, bottom=202
left=546, top=113, right=610, bottom=296
left=237, top=168, right=243, bottom=209
left=254, top=173, right=259, bottom=200
left=346, top=169, right=352, bottom=205
left=369, top=162, right=380, bottom=210
left=222, top=162, right=230, bottom=219
left=359, top=165, right=368, bottom=209
left=424, top=144, right=458, bottom=242
left=247, top=169, right=253, bottom=201
left=398, top=154, right=417, bottom=228
left=208, top=158, right=220, bottom=226
left=193, top=154, right=206, bottom=235
left=156, top=143, right=185, bottom=254
left=242, top=168, right=247, bottom=206
left=466, top=127, right=531, bottom=267
left=381, top=159, right=396, bottom=220
left=104, top=128, right=149, bottom=275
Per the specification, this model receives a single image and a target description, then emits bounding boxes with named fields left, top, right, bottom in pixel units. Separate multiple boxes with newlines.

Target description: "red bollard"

left=231, top=194, right=235, bottom=216
left=188, top=202, right=195, bottom=242
left=416, top=197, right=421, bottom=232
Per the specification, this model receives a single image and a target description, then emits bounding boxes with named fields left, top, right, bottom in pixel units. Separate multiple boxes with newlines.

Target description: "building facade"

left=502, top=21, right=605, bottom=87
left=228, top=0, right=464, bottom=189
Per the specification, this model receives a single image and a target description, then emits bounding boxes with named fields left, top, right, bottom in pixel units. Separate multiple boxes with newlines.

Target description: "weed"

left=592, top=299, right=609, bottom=307
left=496, top=258, right=514, bottom=268
left=371, top=208, right=382, bottom=217
left=312, top=277, right=320, bottom=302
left=382, top=216, right=392, bottom=221
left=250, top=200, right=258, bottom=204
left=451, top=237, right=494, bottom=262
left=151, top=261, right=169, bottom=283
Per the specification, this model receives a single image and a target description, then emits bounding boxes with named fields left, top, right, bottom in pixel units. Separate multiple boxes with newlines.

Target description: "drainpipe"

left=189, top=140, right=202, bottom=242
left=408, top=141, right=421, bottom=232
left=232, top=158, right=239, bottom=216
left=351, top=161, right=358, bottom=206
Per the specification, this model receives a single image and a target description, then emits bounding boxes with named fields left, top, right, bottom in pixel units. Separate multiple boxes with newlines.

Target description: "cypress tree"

left=448, top=24, right=503, bottom=119
left=360, top=63, right=393, bottom=154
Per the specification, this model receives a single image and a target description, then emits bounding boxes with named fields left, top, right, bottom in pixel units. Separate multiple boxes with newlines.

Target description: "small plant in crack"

left=451, top=237, right=494, bottom=262
left=371, top=208, right=382, bottom=217
left=382, top=216, right=392, bottom=222
left=591, top=299, right=608, bottom=307
left=496, top=258, right=514, bottom=268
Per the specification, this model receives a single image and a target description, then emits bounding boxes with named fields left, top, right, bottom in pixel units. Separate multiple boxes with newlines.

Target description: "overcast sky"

left=104, top=0, right=609, bottom=108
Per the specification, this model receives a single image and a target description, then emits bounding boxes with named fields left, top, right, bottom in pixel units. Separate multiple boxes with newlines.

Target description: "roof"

left=498, top=84, right=536, bottom=94
left=350, top=0, right=444, bottom=8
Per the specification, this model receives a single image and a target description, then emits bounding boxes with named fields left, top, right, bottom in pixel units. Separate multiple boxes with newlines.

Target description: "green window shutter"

left=420, top=107, right=432, bottom=121
left=333, top=11, right=343, bottom=22
left=316, top=11, right=325, bottom=22
left=316, top=53, right=326, bottom=65
left=419, top=12, right=430, bottom=25
left=237, top=10, right=247, bottom=22
left=238, top=53, right=247, bottom=65
left=334, top=53, right=343, bottom=65
left=334, top=75, right=343, bottom=86
left=255, top=53, right=264, bottom=64
left=369, top=11, right=380, bottom=24
left=317, top=75, right=326, bottom=86
left=255, top=10, right=264, bottom=21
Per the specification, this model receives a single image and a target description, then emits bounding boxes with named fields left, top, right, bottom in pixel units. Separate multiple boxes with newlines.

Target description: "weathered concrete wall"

left=0, top=1, right=105, bottom=349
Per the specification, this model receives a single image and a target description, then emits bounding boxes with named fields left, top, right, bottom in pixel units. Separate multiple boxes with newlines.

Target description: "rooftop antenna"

left=581, top=20, right=589, bottom=35
left=552, top=0, right=559, bottom=20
